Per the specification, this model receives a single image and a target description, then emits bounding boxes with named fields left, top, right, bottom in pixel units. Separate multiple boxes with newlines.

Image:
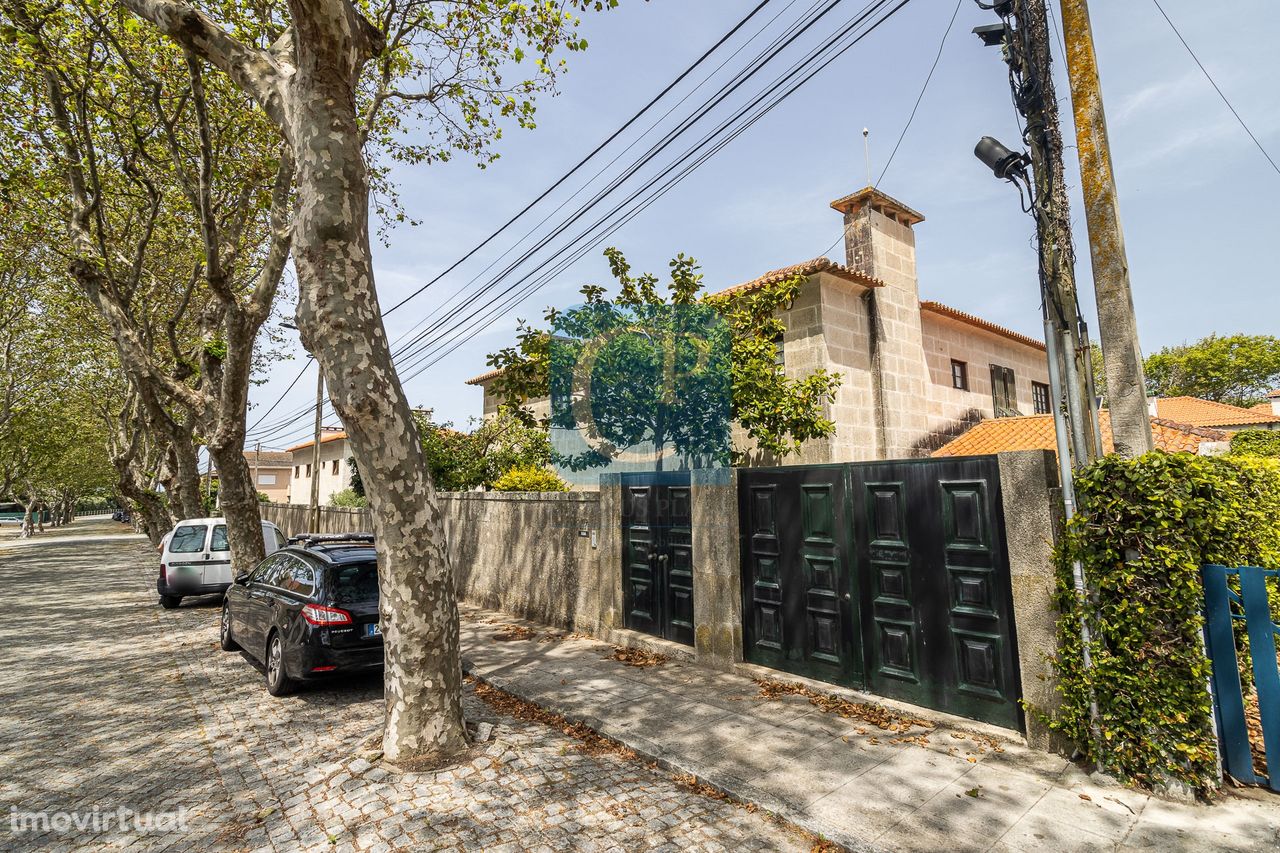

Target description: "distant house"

left=1151, top=396, right=1280, bottom=432
left=1251, top=389, right=1280, bottom=418
left=202, top=449, right=293, bottom=504
left=285, top=428, right=351, bottom=506
left=932, top=412, right=1230, bottom=459
left=467, top=186, right=1053, bottom=464
left=246, top=450, right=292, bottom=503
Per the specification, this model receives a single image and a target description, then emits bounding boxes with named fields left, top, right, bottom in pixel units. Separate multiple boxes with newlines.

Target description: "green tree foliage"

left=412, top=408, right=551, bottom=492
left=328, top=487, right=369, bottom=509
left=487, top=249, right=841, bottom=464
left=1144, top=334, right=1280, bottom=408
left=491, top=465, right=569, bottom=492
left=1230, top=429, right=1280, bottom=458
left=1044, top=452, right=1280, bottom=794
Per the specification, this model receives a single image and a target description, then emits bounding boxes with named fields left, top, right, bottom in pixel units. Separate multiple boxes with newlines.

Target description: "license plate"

left=365, top=623, right=381, bottom=638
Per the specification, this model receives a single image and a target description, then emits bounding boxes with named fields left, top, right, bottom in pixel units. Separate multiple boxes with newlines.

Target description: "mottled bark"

left=124, top=0, right=468, bottom=763
left=289, top=56, right=466, bottom=762
left=207, top=443, right=265, bottom=573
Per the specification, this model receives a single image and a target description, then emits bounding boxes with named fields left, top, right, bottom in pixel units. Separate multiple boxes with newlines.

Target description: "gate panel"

left=620, top=474, right=694, bottom=646
left=851, top=457, right=1021, bottom=730
left=739, top=467, right=860, bottom=686
left=738, top=456, right=1022, bottom=731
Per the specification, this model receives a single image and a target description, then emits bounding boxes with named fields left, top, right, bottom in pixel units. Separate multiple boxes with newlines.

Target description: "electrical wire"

left=249, top=0, right=919, bottom=445
left=1150, top=0, right=1280, bottom=177
left=875, top=0, right=963, bottom=187
left=245, top=0, right=803, bottom=442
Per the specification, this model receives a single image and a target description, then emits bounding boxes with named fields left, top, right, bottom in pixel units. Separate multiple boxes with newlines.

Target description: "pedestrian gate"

left=1203, top=564, right=1280, bottom=791
left=739, top=456, right=1022, bottom=730
left=621, top=473, right=695, bottom=646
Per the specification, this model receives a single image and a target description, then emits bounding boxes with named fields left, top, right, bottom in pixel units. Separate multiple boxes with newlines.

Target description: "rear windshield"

left=327, top=562, right=379, bottom=606
left=210, top=525, right=229, bottom=552
left=169, top=525, right=208, bottom=553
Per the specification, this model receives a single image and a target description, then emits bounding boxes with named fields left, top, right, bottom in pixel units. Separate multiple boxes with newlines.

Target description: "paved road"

left=0, top=522, right=806, bottom=851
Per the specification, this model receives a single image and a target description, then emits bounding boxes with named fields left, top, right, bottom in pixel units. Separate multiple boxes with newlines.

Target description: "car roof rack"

left=288, top=533, right=376, bottom=547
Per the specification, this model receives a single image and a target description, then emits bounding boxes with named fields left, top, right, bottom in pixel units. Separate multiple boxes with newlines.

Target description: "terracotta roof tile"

left=919, top=301, right=1046, bottom=352
left=932, top=411, right=1227, bottom=458
left=285, top=430, right=348, bottom=453
left=465, top=367, right=505, bottom=386
left=1154, top=396, right=1280, bottom=428
left=710, top=257, right=883, bottom=299
left=245, top=450, right=293, bottom=466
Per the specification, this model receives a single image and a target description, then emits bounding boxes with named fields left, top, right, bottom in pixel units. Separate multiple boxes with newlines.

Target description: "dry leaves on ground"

left=753, top=677, right=933, bottom=734
left=607, top=646, right=670, bottom=668
left=492, top=625, right=538, bottom=642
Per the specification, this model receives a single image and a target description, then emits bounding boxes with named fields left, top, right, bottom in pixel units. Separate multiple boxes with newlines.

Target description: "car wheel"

left=159, top=594, right=181, bottom=609
left=265, top=633, right=294, bottom=697
left=219, top=603, right=239, bottom=651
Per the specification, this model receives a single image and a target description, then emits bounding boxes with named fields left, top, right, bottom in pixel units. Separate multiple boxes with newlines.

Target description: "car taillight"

left=302, top=604, right=353, bottom=626
left=159, top=563, right=167, bottom=581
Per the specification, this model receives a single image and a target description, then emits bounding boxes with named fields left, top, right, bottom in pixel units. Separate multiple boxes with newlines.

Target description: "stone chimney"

left=830, top=186, right=931, bottom=458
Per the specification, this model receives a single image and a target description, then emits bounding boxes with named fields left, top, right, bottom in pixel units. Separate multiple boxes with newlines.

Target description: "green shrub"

left=1230, top=429, right=1280, bottom=458
left=491, top=465, right=569, bottom=492
left=328, top=487, right=369, bottom=508
left=1043, top=452, right=1280, bottom=795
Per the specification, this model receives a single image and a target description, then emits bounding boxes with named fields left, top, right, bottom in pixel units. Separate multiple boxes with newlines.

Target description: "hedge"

left=1231, top=429, right=1280, bottom=458
left=1041, top=452, right=1280, bottom=795
left=491, top=465, right=570, bottom=492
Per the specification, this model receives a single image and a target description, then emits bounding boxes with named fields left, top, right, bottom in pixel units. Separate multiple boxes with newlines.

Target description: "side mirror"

left=234, top=572, right=251, bottom=585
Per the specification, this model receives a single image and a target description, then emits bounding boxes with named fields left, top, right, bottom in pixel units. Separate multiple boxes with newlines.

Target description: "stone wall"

left=261, top=492, right=600, bottom=629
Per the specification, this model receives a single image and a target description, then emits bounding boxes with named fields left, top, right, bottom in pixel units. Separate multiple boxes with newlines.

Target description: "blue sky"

left=246, top=0, right=1280, bottom=449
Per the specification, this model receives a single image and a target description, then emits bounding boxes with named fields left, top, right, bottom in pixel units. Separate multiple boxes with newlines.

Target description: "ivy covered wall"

left=1040, top=452, right=1280, bottom=795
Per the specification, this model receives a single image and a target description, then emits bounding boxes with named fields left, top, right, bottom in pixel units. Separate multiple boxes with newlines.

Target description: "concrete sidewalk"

left=460, top=606, right=1280, bottom=852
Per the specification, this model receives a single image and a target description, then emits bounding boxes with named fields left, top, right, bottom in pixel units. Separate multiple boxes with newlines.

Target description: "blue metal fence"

left=1202, top=564, right=1280, bottom=791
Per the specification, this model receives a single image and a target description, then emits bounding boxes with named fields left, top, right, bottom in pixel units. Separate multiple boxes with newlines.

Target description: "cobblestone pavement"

left=0, top=523, right=808, bottom=852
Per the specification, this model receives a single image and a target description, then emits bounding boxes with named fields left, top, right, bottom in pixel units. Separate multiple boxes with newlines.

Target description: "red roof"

left=932, top=412, right=1228, bottom=458
left=285, top=431, right=348, bottom=453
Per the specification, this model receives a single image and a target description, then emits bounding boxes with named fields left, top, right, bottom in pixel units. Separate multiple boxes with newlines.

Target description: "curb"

left=463, top=658, right=886, bottom=853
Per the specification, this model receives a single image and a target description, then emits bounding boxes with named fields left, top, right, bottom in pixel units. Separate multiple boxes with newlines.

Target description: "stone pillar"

left=996, top=449, right=1065, bottom=750
left=690, top=468, right=742, bottom=669
left=583, top=474, right=625, bottom=635
left=830, top=186, right=931, bottom=459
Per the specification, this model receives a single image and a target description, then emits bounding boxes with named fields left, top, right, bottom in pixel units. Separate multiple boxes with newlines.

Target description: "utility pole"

left=976, top=0, right=1099, bottom=466
left=1059, top=0, right=1154, bottom=457
left=253, top=441, right=261, bottom=501
left=309, top=368, right=324, bottom=532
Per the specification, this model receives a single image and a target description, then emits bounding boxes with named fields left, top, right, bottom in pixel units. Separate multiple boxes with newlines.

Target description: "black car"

left=220, top=533, right=382, bottom=696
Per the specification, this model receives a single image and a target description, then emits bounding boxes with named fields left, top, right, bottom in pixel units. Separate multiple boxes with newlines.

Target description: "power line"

left=876, top=0, right=963, bottom=186
left=246, top=0, right=797, bottom=441
left=1150, top=0, right=1280, bottom=177
left=251, top=0, right=869, bottom=443
left=249, top=0, right=919, bottom=445
left=380, top=0, right=778, bottom=318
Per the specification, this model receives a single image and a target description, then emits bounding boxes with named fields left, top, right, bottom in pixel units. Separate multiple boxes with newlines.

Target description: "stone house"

left=467, top=186, right=1052, bottom=463
left=285, top=428, right=352, bottom=505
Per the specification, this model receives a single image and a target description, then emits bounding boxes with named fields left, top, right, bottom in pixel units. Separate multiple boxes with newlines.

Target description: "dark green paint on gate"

left=621, top=472, right=694, bottom=646
left=739, top=456, right=1023, bottom=731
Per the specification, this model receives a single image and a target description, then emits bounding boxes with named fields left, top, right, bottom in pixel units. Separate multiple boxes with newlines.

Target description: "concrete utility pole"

left=1059, top=0, right=1154, bottom=457
left=253, top=441, right=261, bottom=499
left=1010, top=0, right=1100, bottom=465
left=309, top=368, right=324, bottom=533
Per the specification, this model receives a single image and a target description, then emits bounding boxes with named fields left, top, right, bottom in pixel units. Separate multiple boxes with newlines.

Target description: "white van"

left=157, top=517, right=286, bottom=609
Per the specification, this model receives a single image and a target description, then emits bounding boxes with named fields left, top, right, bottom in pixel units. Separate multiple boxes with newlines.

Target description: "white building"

left=286, top=428, right=352, bottom=505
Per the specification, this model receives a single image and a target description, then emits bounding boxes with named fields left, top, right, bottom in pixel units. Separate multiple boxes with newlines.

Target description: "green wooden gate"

left=621, top=473, right=695, bottom=646
left=739, top=456, right=1022, bottom=730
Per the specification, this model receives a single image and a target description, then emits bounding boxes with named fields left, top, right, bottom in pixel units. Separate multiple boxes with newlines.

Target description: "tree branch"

left=121, top=0, right=289, bottom=134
